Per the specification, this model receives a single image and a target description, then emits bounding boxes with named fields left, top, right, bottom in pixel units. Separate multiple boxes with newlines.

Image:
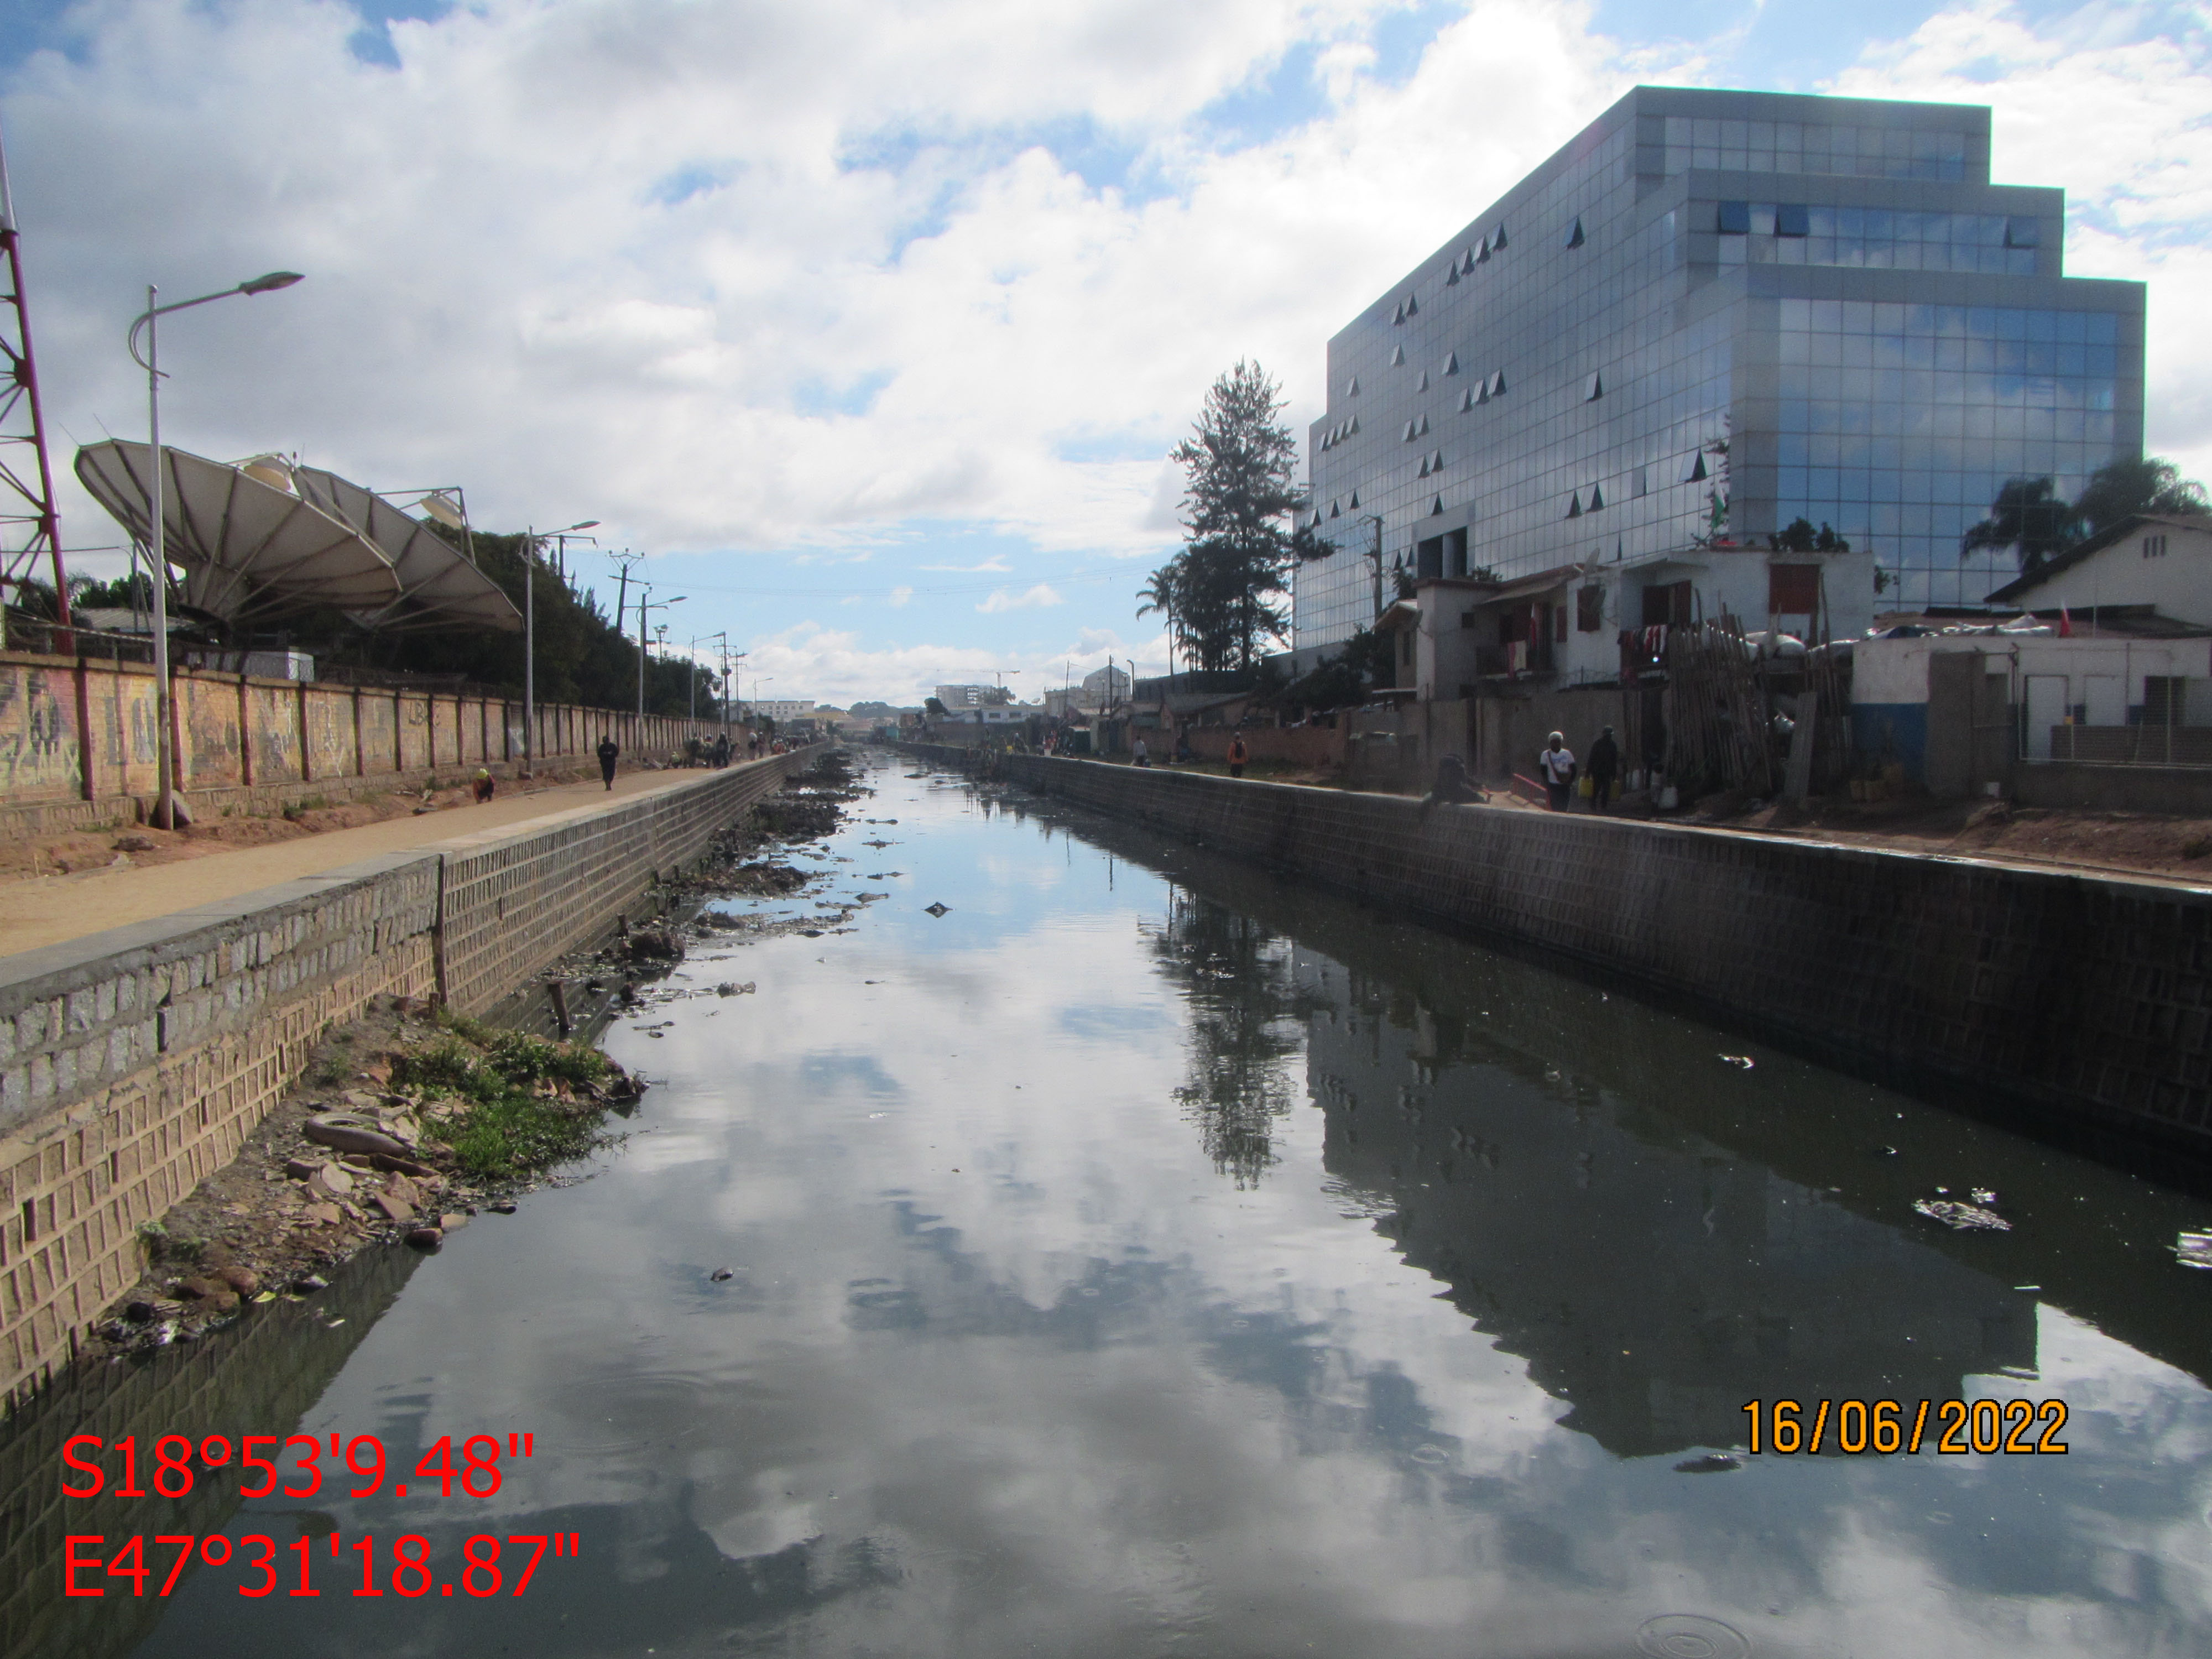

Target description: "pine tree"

left=1164, top=362, right=1303, bottom=672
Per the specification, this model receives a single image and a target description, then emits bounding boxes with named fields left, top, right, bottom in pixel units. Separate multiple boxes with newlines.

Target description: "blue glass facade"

left=1294, top=87, right=2146, bottom=649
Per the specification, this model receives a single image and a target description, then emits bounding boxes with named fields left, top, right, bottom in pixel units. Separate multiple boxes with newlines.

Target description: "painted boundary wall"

left=0, top=745, right=822, bottom=1403
left=0, top=650, right=732, bottom=836
left=906, top=744, right=2212, bottom=1164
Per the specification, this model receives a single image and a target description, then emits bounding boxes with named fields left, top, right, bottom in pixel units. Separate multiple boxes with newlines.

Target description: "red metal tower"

left=0, top=116, right=69, bottom=632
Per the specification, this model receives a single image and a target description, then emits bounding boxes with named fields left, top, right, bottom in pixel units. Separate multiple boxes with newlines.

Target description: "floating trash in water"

left=709, top=1268, right=735, bottom=1282
left=2175, top=1232, right=2212, bottom=1270
left=1719, top=1055, right=1754, bottom=1070
left=1914, top=1197, right=2011, bottom=1232
left=924, top=902, right=950, bottom=917
left=1408, top=1444, right=1451, bottom=1465
left=1971, top=1187, right=1997, bottom=1205
left=1673, top=1453, right=1742, bottom=1474
left=1870, top=1144, right=1900, bottom=1158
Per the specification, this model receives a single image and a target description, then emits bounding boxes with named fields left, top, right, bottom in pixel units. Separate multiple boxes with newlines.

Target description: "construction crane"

left=0, top=112, right=69, bottom=643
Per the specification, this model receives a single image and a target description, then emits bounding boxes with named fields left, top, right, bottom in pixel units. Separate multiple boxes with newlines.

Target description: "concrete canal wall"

left=905, top=743, right=2212, bottom=1167
left=0, top=747, right=822, bottom=1404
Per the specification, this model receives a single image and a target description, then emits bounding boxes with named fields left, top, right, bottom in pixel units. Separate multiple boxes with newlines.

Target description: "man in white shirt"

left=1133, top=736, right=1151, bottom=768
left=1539, top=732, right=1576, bottom=811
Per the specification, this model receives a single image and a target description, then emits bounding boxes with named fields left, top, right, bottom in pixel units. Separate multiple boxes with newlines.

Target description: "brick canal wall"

left=0, top=648, right=740, bottom=838
left=904, top=744, right=2212, bottom=1165
left=0, top=746, right=823, bottom=1403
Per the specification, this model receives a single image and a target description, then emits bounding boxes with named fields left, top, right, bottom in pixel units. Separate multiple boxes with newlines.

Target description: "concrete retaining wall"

left=910, top=744, right=2212, bottom=1165
left=0, top=746, right=822, bottom=1402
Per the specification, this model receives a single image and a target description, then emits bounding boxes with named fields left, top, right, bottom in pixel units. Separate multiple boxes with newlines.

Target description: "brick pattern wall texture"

left=0, top=650, right=739, bottom=831
left=0, top=747, right=823, bottom=1406
left=438, top=748, right=814, bottom=1015
left=907, top=745, right=2212, bottom=1161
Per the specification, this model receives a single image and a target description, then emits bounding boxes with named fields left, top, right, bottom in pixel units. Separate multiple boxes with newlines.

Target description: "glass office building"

left=1294, top=87, right=2146, bottom=651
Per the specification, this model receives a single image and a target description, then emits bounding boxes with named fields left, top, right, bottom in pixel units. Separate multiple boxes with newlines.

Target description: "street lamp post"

left=635, top=588, right=686, bottom=722
left=127, top=269, right=304, bottom=830
left=521, top=519, right=597, bottom=777
left=687, top=632, right=728, bottom=724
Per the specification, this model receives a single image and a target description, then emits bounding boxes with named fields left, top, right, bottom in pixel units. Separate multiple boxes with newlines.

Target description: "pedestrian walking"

left=1227, top=734, right=1248, bottom=779
left=597, top=734, right=619, bottom=790
left=1539, top=731, right=1576, bottom=811
left=714, top=732, right=732, bottom=768
left=1587, top=725, right=1619, bottom=811
left=1133, top=736, right=1151, bottom=768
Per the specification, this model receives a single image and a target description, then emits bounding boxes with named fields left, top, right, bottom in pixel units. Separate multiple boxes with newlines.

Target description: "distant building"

left=1081, top=665, right=1130, bottom=705
left=935, top=684, right=1013, bottom=709
left=1297, top=86, right=2145, bottom=654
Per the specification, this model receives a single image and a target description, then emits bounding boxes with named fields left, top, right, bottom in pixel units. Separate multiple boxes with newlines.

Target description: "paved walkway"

left=0, top=765, right=736, bottom=960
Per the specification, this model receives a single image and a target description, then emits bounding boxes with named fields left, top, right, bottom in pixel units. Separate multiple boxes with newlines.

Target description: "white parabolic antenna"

left=75, top=439, right=400, bottom=624
left=291, top=465, right=521, bottom=634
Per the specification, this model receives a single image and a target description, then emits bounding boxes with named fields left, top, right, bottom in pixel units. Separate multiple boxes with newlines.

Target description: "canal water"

left=39, top=755, right=2212, bottom=1655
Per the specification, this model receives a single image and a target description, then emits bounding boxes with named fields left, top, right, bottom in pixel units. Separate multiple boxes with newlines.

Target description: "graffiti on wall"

left=0, top=666, right=79, bottom=800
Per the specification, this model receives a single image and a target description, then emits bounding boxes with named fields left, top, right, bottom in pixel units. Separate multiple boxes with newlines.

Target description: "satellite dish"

left=291, top=465, right=521, bottom=633
left=75, top=439, right=401, bottom=624
left=238, top=455, right=296, bottom=493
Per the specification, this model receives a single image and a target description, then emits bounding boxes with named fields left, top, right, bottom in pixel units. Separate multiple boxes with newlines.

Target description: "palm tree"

left=1960, top=477, right=2078, bottom=572
left=1137, top=561, right=1184, bottom=680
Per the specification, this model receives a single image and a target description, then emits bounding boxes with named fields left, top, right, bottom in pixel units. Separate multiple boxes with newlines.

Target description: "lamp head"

left=565, top=519, right=601, bottom=532
left=239, top=271, right=305, bottom=295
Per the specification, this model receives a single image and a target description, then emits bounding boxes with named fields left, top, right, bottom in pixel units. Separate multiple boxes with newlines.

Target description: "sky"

left=1, top=0, right=2206, bottom=706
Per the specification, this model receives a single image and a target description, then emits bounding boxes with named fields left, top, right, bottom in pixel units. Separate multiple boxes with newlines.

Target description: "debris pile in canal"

left=92, top=996, right=643, bottom=1355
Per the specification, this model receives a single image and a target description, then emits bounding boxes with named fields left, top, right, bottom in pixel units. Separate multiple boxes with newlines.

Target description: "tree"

left=2073, top=455, right=2210, bottom=536
left=924, top=696, right=948, bottom=718
left=1962, top=457, right=2209, bottom=574
left=1164, top=361, right=1305, bottom=672
left=1960, top=477, right=2078, bottom=572
left=1283, top=627, right=1391, bottom=712
left=1135, top=564, right=1185, bottom=676
left=1767, top=517, right=1849, bottom=554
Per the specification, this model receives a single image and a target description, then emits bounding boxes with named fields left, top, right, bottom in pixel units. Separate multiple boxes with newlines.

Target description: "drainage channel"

left=8, top=750, right=2209, bottom=1658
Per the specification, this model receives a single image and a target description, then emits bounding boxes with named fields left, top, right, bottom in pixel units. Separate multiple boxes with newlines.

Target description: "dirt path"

left=0, top=764, right=741, bottom=960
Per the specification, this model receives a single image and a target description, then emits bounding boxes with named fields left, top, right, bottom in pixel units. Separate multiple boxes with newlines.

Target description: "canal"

left=31, top=753, right=2212, bottom=1656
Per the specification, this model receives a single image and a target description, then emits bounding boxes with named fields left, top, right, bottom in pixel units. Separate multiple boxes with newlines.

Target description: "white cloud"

left=5, top=0, right=1645, bottom=581
left=977, top=583, right=1064, bottom=612
left=918, top=556, right=1011, bottom=572
left=6, top=0, right=2206, bottom=703
left=888, top=585, right=914, bottom=607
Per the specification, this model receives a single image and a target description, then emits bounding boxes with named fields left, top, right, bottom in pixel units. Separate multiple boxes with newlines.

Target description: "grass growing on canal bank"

left=395, top=1014, right=625, bottom=1181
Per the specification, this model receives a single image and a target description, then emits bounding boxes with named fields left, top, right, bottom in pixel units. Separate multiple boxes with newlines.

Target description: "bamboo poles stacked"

left=1663, top=617, right=1775, bottom=797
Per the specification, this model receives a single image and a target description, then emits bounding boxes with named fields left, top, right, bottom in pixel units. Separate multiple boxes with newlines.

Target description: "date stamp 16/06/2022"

left=61, top=1432, right=580, bottom=1600
left=1739, top=1398, right=2070, bottom=1457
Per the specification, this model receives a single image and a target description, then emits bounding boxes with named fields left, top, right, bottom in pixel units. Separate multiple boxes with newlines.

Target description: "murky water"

left=21, top=753, right=2212, bottom=1657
